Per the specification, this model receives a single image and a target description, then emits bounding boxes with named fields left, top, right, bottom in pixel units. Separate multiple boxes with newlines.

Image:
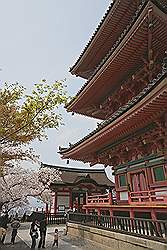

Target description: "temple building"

left=42, top=164, right=114, bottom=214
left=60, top=0, right=167, bottom=220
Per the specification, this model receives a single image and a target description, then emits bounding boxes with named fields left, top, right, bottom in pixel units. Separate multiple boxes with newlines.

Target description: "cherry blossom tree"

left=0, top=165, right=61, bottom=212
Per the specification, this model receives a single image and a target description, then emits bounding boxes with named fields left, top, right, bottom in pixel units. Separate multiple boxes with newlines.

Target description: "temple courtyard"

left=1, top=222, right=105, bottom=250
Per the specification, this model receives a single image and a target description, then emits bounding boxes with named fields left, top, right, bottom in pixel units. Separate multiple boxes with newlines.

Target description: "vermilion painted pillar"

left=109, top=191, right=113, bottom=205
left=109, top=208, right=113, bottom=218
left=54, top=191, right=57, bottom=214
left=97, top=208, right=101, bottom=216
left=109, top=208, right=113, bottom=227
left=151, top=209, right=157, bottom=221
left=115, top=175, right=120, bottom=202
left=130, top=209, right=134, bottom=219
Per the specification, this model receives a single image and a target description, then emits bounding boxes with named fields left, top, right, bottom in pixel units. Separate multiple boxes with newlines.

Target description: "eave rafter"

left=67, top=1, right=167, bottom=119
left=70, top=0, right=140, bottom=79
left=61, top=75, right=167, bottom=163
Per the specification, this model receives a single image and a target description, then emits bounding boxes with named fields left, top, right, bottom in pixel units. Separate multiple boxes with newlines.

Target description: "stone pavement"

left=1, top=223, right=106, bottom=250
left=0, top=227, right=29, bottom=249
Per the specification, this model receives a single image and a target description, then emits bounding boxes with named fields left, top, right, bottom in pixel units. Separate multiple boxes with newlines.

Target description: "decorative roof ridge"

left=61, top=68, right=167, bottom=154
left=42, top=162, right=105, bottom=173
left=66, top=0, right=148, bottom=109
left=70, top=0, right=166, bottom=76
left=69, top=1, right=115, bottom=73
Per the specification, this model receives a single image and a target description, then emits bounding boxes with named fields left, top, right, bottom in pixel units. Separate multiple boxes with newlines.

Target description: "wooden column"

left=146, top=166, right=152, bottom=188
left=108, top=190, right=113, bottom=205
left=151, top=209, right=157, bottom=221
left=115, top=175, right=120, bottom=202
left=130, top=209, right=134, bottom=219
left=97, top=208, right=101, bottom=216
left=54, top=191, right=57, bottom=214
left=109, top=208, right=113, bottom=218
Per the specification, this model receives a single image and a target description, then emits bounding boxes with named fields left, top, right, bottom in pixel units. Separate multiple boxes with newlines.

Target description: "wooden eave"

left=67, top=2, right=167, bottom=119
left=42, top=163, right=105, bottom=173
left=70, top=0, right=142, bottom=79
left=61, top=76, right=167, bottom=162
left=43, top=164, right=114, bottom=187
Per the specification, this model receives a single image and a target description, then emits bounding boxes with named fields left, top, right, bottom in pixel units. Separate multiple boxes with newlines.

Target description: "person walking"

left=0, top=213, right=8, bottom=244
left=52, top=228, right=59, bottom=248
left=38, top=219, right=47, bottom=249
left=11, top=218, right=20, bottom=244
left=30, top=220, right=39, bottom=249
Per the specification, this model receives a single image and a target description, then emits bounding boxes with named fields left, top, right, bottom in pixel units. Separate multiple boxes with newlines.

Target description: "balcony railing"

left=86, top=193, right=112, bottom=205
left=85, top=189, right=167, bottom=206
left=129, top=189, right=167, bottom=204
left=68, top=212, right=167, bottom=242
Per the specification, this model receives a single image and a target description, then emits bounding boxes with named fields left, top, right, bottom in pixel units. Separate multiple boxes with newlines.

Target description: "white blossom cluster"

left=0, top=166, right=61, bottom=212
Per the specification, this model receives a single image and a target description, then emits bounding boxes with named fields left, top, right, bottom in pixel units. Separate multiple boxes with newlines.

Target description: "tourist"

left=11, top=218, right=20, bottom=244
left=38, top=219, right=47, bottom=249
left=21, top=212, right=27, bottom=223
left=30, top=220, right=39, bottom=249
left=0, top=227, right=7, bottom=245
left=0, top=213, right=8, bottom=244
left=52, top=228, right=59, bottom=248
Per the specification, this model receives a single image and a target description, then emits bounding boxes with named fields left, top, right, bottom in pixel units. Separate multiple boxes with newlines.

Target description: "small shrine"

left=42, top=164, right=114, bottom=214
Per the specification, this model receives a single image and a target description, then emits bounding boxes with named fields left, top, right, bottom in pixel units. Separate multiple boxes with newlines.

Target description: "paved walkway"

left=1, top=223, right=106, bottom=250
left=0, top=227, right=29, bottom=249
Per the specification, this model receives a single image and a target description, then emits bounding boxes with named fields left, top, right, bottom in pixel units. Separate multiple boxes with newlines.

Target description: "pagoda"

left=60, top=0, right=167, bottom=220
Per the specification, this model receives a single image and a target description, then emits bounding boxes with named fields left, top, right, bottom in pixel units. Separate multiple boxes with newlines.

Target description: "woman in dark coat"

left=38, top=219, right=47, bottom=249
left=30, top=220, right=39, bottom=249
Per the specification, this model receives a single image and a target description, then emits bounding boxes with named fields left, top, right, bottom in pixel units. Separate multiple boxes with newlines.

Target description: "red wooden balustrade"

left=129, top=188, right=167, bottom=204
left=86, top=193, right=113, bottom=205
left=86, top=189, right=167, bottom=206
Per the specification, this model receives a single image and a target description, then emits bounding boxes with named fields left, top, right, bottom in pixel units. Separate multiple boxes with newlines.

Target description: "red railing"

left=86, top=193, right=112, bottom=205
left=129, top=189, right=167, bottom=204
left=86, top=189, right=167, bottom=206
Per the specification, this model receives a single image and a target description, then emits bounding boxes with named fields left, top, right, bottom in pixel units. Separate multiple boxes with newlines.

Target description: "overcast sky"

left=0, top=0, right=112, bottom=172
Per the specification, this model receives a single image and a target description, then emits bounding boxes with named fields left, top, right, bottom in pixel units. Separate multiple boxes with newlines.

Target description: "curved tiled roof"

left=42, top=163, right=114, bottom=187
left=41, top=163, right=104, bottom=173
left=69, top=1, right=114, bottom=73
left=70, top=0, right=167, bottom=76
left=67, top=0, right=148, bottom=108
left=67, top=0, right=167, bottom=110
left=61, top=68, right=167, bottom=154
